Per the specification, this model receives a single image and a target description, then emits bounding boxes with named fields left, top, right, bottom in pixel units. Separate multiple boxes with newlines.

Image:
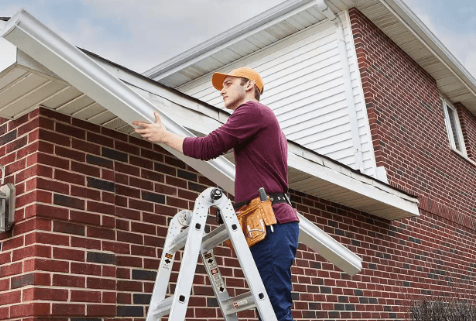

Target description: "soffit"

left=355, top=0, right=476, bottom=114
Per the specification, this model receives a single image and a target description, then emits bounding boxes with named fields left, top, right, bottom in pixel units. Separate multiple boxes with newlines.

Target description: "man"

left=133, top=67, right=299, bottom=321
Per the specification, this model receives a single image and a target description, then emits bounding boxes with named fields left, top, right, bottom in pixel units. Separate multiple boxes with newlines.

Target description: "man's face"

left=221, top=76, right=247, bottom=110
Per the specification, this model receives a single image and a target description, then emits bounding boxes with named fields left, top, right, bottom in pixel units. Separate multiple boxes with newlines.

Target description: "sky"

left=0, top=0, right=475, bottom=79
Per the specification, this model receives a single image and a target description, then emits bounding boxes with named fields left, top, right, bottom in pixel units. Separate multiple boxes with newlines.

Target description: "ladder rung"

left=168, top=227, right=190, bottom=253
left=221, top=291, right=256, bottom=315
left=150, top=295, right=174, bottom=318
left=201, top=224, right=228, bottom=252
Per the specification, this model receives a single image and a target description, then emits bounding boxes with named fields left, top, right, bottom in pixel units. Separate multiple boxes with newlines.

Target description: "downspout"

left=316, top=0, right=364, bottom=173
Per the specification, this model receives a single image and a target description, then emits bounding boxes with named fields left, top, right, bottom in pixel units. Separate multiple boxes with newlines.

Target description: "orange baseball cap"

left=212, top=67, right=264, bottom=93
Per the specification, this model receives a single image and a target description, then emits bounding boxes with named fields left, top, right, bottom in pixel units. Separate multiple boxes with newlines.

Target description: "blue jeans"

left=250, top=222, right=299, bottom=321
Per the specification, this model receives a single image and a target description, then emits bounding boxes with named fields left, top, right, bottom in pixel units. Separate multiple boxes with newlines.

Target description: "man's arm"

left=132, top=112, right=184, bottom=153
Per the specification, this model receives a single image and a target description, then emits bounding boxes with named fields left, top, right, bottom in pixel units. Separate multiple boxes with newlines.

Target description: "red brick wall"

left=0, top=107, right=475, bottom=321
left=349, top=8, right=476, bottom=222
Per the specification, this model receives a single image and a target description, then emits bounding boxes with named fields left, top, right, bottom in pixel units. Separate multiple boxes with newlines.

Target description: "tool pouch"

left=236, top=197, right=277, bottom=247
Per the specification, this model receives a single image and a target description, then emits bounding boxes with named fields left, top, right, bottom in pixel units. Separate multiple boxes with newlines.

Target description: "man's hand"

left=132, top=111, right=185, bottom=153
left=132, top=112, right=167, bottom=143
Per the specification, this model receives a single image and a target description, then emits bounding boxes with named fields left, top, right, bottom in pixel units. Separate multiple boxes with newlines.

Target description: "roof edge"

left=142, top=0, right=314, bottom=79
left=379, top=0, right=476, bottom=98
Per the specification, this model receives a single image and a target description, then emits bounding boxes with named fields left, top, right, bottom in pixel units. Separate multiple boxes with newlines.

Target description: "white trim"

left=442, top=99, right=467, bottom=156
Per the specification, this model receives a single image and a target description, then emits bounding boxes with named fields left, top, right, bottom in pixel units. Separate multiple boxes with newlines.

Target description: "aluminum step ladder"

left=146, top=187, right=278, bottom=321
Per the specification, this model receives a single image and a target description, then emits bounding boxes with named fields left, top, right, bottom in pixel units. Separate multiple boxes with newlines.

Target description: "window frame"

left=442, top=99, right=467, bottom=157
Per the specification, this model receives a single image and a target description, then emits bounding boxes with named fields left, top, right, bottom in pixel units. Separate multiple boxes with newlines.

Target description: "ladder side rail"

left=167, top=190, right=216, bottom=320
left=146, top=211, right=190, bottom=321
left=221, top=291, right=257, bottom=315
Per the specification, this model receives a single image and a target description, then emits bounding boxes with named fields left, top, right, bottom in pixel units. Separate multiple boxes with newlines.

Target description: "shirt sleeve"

left=183, top=102, right=264, bottom=161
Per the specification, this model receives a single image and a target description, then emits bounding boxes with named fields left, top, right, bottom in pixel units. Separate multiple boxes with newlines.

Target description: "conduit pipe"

left=2, top=9, right=362, bottom=276
left=316, top=0, right=364, bottom=173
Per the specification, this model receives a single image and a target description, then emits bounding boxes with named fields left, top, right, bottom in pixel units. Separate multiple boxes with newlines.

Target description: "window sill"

left=450, top=148, right=476, bottom=167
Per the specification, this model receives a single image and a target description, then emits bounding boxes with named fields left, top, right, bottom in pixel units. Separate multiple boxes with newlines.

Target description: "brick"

left=87, top=277, right=116, bottom=290
left=0, top=290, right=21, bottom=304
left=141, top=169, right=164, bottom=182
left=87, top=200, right=115, bottom=215
left=55, top=146, right=85, bottom=162
left=53, top=247, right=85, bottom=261
left=102, top=147, right=127, bottom=162
left=70, top=290, right=101, bottom=302
left=116, top=184, right=140, bottom=198
left=71, top=262, right=101, bottom=276
left=11, top=272, right=50, bottom=288
left=28, top=258, right=69, bottom=273
left=86, top=176, right=115, bottom=192
left=23, top=288, right=68, bottom=301
left=53, top=274, right=85, bottom=288
left=140, top=148, right=163, bottom=162
left=10, top=302, right=50, bottom=318
left=53, top=221, right=84, bottom=235
left=6, top=136, right=27, bottom=154
left=39, top=129, right=70, bottom=146
left=51, top=303, right=85, bottom=316
left=115, top=140, right=139, bottom=155
left=29, top=204, right=69, bottom=220
left=142, top=191, right=165, bottom=204
left=72, top=138, right=100, bottom=155
left=53, top=194, right=85, bottom=210
left=102, top=127, right=128, bottom=141
left=87, top=132, right=113, bottom=148
left=70, top=210, right=101, bottom=226
left=131, top=269, right=156, bottom=280
left=39, top=107, right=70, bottom=123
left=0, top=129, right=17, bottom=145
left=86, top=252, right=116, bottom=265
left=37, top=153, right=69, bottom=170
left=154, top=162, right=176, bottom=176
left=55, top=122, right=86, bottom=140
left=86, top=226, right=115, bottom=240
left=12, top=245, right=50, bottom=261
left=34, top=177, right=69, bottom=193
left=117, top=306, right=144, bottom=317
left=71, top=185, right=101, bottom=201
left=87, top=304, right=116, bottom=316
left=72, top=118, right=100, bottom=133
left=54, top=169, right=85, bottom=185
left=129, top=177, right=153, bottom=190
left=130, top=155, right=153, bottom=169
left=86, top=154, right=113, bottom=169
left=115, top=162, right=139, bottom=176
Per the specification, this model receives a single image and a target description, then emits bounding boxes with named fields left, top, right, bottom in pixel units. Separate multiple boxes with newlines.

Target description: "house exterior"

left=0, top=1, right=475, bottom=321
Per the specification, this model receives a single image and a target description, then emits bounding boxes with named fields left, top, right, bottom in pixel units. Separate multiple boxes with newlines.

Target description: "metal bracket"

left=0, top=165, right=16, bottom=232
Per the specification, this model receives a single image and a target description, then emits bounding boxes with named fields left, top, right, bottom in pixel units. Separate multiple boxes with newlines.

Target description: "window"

left=442, top=100, right=466, bottom=155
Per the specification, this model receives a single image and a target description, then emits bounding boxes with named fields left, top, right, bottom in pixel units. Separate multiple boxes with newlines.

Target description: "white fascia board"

left=143, top=0, right=318, bottom=80
left=376, top=0, right=476, bottom=99
left=289, top=152, right=420, bottom=216
left=2, top=9, right=235, bottom=195
left=0, top=21, right=17, bottom=74
left=2, top=9, right=362, bottom=276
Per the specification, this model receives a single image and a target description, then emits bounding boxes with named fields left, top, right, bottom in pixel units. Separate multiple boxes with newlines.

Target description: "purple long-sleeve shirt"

left=183, top=101, right=299, bottom=224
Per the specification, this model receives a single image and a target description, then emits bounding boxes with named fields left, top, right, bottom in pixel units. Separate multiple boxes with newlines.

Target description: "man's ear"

left=245, top=80, right=255, bottom=92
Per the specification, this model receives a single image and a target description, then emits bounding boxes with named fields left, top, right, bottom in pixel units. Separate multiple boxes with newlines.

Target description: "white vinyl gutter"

left=2, top=9, right=362, bottom=276
left=316, top=0, right=364, bottom=172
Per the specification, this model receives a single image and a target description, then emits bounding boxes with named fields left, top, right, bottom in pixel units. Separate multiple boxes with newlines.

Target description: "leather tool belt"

left=232, top=189, right=290, bottom=247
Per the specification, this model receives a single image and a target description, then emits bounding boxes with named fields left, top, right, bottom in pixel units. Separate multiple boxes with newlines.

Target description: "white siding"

left=178, top=13, right=377, bottom=177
